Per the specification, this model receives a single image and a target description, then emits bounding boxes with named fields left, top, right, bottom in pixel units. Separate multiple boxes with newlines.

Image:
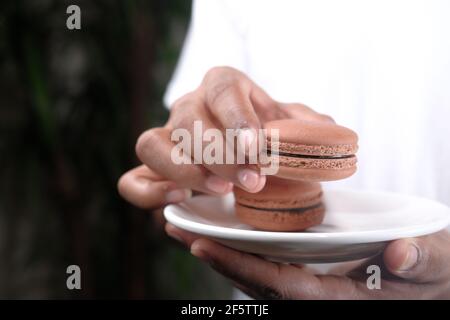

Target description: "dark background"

left=0, top=0, right=230, bottom=298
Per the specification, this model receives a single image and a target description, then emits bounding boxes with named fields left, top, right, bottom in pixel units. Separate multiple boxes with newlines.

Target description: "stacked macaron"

left=234, top=177, right=325, bottom=231
left=234, top=119, right=358, bottom=231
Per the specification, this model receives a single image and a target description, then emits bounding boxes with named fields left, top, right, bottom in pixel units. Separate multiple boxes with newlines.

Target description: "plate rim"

left=164, top=189, right=450, bottom=244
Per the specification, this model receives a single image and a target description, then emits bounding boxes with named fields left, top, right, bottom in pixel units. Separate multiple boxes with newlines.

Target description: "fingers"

left=187, top=237, right=365, bottom=299
left=201, top=67, right=263, bottom=162
left=383, top=231, right=450, bottom=283
left=202, top=67, right=262, bottom=133
left=165, top=224, right=294, bottom=298
left=165, top=224, right=294, bottom=299
left=139, top=67, right=282, bottom=195
left=136, top=127, right=233, bottom=195
left=117, top=165, right=191, bottom=209
left=190, top=239, right=289, bottom=299
left=169, top=96, right=266, bottom=193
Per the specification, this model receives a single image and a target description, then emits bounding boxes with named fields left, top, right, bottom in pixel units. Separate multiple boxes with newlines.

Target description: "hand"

left=118, top=66, right=332, bottom=210
left=165, top=225, right=450, bottom=299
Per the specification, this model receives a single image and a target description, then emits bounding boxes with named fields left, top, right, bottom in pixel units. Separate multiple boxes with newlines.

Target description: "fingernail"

left=166, top=189, right=191, bottom=203
left=238, top=169, right=260, bottom=191
left=205, top=175, right=233, bottom=194
left=399, top=243, right=420, bottom=271
left=190, top=242, right=210, bottom=263
left=238, top=128, right=255, bottom=153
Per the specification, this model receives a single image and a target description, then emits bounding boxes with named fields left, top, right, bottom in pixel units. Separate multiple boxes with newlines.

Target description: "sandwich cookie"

left=264, top=119, right=358, bottom=181
left=234, top=177, right=324, bottom=231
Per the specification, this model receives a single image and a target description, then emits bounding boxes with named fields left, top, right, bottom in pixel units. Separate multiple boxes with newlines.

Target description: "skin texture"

left=117, top=66, right=450, bottom=299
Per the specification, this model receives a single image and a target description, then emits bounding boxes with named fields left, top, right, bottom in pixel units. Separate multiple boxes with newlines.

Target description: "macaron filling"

left=271, top=151, right=356, bottom=160
left=266, top=140, right=358, bottom=157
left=236, top=202, right=324, bottom=214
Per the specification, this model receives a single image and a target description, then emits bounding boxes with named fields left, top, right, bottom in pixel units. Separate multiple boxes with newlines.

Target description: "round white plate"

left=164, top=189, right=450, bottom=263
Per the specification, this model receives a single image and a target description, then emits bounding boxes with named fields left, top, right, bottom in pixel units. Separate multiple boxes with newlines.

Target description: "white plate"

left=164, top=189, right=450, bottom=263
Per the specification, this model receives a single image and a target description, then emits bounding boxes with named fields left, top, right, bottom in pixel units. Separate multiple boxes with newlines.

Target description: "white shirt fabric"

left=164, top=0, right=450, bottom=205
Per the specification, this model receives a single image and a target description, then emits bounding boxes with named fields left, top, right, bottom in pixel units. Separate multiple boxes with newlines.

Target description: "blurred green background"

left=0, top=0, right=230, bottom=298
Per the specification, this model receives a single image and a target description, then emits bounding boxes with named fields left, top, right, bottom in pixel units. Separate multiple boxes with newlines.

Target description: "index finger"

left=188, top=238, right=367, bottom=299
left=201, top=67, right=261, bottom=151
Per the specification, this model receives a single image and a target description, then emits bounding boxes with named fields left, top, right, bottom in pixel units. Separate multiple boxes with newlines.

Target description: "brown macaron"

left=234, top=177, right=325, bottom=231
left=264, top=119, right=358, bottom=181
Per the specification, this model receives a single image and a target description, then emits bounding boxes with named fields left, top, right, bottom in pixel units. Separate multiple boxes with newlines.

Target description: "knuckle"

left=203, top=67, right=247, bottom=107
left=224, top=103, right=244, bottom=118
left=135, top=128, right=161, bottom=160
left=207, top=81, right=237, bottom=107
left=171, top=103, right=203, bottom=130
left=225, top=105, right=251, bottom=129
left=170, top=98, right=184, bottom=115
left=204, top=66, right=237, bottom=82
left=170, top=92, right=197, bottom=115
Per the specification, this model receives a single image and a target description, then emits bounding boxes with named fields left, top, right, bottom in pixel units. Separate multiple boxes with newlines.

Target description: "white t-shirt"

left=164, top=0, right=450, bottom=206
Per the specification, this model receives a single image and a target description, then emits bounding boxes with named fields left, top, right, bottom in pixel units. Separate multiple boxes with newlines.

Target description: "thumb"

left=383, top=231, right=450, bottom=283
